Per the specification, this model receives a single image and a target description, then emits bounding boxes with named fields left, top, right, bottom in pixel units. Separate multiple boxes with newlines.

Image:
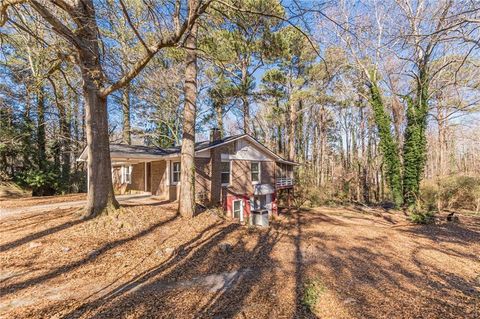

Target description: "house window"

left=121, top=165, right=132, bottom=184
left=251, top=162, right=260, bottom=183
left=221, top=161, right=230, bottom=185
left=233, top=199, right=243, bottom=221
left=172, top=161, right=180, bottom=184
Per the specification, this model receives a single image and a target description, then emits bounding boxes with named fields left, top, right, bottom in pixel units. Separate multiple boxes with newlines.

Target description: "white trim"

left=171, top=161, right=180, bottom=185
left=120, top=165, right=132, bottom=184
left=232, top=199, right=244, bottom=222
left=166, top=160, right=171, bottom=186
left=77, top=146, right=88, bottom=161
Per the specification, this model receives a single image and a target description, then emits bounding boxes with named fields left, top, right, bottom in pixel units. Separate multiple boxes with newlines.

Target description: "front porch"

left=110, top=158, right=180, bottom=202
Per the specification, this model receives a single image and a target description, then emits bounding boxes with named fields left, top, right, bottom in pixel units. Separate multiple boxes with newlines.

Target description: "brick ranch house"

left=78, top=130, right=297, bottom=221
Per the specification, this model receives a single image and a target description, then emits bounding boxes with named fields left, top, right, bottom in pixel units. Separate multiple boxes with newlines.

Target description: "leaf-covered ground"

left=0, top=201, right=478, bottom=318
left=0, top=193, right=86, bottom=209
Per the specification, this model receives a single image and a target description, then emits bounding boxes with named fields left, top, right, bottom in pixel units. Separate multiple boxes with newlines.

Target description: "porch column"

left=144, top=162, right=147, bottom=192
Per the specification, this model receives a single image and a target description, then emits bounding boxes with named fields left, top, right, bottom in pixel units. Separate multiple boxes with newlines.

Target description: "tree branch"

left=100, top=0, right=213, bottom=97
left=0, top=0, right=25, bottom=26
left=118, top=0, right=151, bottom=53
left=29, top=0, right=83, bottom=49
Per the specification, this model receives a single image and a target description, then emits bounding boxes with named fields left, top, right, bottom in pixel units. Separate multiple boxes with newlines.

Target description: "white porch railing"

left=276, top=177, right=294, bottom=187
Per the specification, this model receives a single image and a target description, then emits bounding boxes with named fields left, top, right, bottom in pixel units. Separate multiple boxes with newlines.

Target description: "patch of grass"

left=302, top=277, right=326, bottom=311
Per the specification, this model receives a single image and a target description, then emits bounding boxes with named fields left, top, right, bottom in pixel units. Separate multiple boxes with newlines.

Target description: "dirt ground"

left=0, top=201, right=479, bottom=319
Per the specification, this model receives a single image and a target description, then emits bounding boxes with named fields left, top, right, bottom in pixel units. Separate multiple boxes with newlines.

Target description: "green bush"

left=302, top=277, right=325, bottom=311
left=18, top=168, right=59, bottom=196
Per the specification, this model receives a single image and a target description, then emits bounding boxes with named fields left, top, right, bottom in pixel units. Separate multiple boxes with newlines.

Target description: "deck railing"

left=276, top=177, right=294, bottom=187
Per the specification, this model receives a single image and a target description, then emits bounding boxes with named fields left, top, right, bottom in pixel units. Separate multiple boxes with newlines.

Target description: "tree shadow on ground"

left=399, top=221, right=480, bottom=245
left=0, top=210, right=84, bottom=253
left=9, top=206, right=479, bottom=318
left=0, top=209, right=78, bottom=232
left=53, top=210, right=317, bottom=319
left=0, top=213, right=180, bottom=299
left=60, top=222, right=284, bottom=318
left=283, top=207, right=479, bottom=318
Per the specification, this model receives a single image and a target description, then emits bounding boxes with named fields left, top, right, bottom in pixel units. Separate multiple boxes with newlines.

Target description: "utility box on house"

left=252, top=209, right=269, bottom=227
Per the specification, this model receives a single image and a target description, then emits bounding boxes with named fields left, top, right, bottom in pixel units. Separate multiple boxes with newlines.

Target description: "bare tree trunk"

left=241, top=61, right=250, bottom=134
left=214, top=102, right=224, bottom=137
left=84, top=88, right=118, bottom=217
left=178, top=22, right=198, bottom=218
left=288, top=101, right=298, bottom=161
left=37, top=87, right=46, bottom=171
left=122, top=86, right=131, bottom=144
left=57, top=90, right=71, bottom=189
left=79, top=1, right=118, bottom=217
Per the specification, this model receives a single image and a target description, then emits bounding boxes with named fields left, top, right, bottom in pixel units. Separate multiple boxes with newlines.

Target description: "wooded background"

left=1, top=0, right=479, bottom=217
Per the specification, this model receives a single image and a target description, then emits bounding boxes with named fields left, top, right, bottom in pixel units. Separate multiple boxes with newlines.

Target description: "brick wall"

left=126, top=163, right=145, bottom=192
left=195, top=157, right=211, bottom=204
left=210, top=147, right=222, bottom=205
left=151, top=160, right=167, bottom=198
left=209, top=143, right=236, bottom=205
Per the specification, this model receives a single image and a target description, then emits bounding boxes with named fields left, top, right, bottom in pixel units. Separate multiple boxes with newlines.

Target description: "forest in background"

left=0, top=0, right=479, bottom=220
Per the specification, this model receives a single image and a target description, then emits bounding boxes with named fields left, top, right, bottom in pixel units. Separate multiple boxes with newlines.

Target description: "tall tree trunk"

left=241, top=61, right=250, bottom=134
left=122, top=86, right=131, bottom=144
left=214, top=102, right=224, bottom=137
left=78, top=0, right=118, bottom=217
left=402, top=64, right=429, bottom=210
left=37, top=87, right=46, bottom=171
left=58, top=95, right=71, bottom=190
left=288, top=101, right=298, bottom=161
left=23, top=90, right=33, bottom=169
left=368, top=79, right=403, bottom=207
left=178, top=22, right=198, bottom=218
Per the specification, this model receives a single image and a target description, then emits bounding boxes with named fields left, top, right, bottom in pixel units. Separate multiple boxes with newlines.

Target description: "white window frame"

left=232, top=199, right=244, bottom=222
left=251, top=161, right=261, bottom=184
left=121, top=165, right=132, bottom=184
left=171, top=161, right=181, bottom=185
left=220, top=161, right=231, bottom=186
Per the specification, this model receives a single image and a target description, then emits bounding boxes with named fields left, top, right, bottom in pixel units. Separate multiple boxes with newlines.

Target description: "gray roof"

left=78, top=133, right=298, bottom=165
left=109, top=144, right=174, bottom=156
left=78, top=134, right=246, bottom=160
left=118, top=134, right=244, bottom=155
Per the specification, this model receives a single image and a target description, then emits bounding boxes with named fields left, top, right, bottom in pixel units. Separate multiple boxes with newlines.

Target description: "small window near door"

left=251, top=162, right=260, bottom=183
left=233, top=200, right=242, bottom=219
left=172, top=162, right=180, bottom=184
left=221, top=161, right=230, bottom=185
left=121, top=165, right=132, bottom=184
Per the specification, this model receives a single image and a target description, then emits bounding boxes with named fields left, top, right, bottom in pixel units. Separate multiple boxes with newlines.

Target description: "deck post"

left=287, top=188, right=291, bottom=209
